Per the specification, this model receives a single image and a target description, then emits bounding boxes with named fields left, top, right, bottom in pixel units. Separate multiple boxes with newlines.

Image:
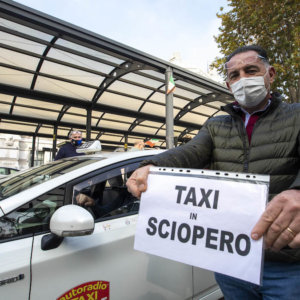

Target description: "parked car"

left=0, top=149, right=222, bottom=300
left=0, top=166, right=19, bottom=179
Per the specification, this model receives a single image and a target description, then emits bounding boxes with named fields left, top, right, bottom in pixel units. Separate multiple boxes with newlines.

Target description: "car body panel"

left=30, top=215, right=194, bottom=300
left=193, top=267, right=218, bottom=294
left=0, top=238, right=32, bottom=299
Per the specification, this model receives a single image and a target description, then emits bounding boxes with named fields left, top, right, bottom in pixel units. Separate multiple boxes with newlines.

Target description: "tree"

left=211, top=0, right=300, bottom=103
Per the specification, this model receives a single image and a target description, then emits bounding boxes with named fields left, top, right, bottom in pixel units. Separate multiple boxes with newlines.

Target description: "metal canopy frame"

left=0, top=0, right=233, bottom=155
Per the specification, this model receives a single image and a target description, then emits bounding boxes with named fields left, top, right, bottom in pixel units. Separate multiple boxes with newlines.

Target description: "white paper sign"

left=134, top=167, right=269, bottom=285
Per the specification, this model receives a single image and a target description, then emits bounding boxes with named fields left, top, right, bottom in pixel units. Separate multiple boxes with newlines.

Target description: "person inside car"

left=76, top=175, right=135, bottom=218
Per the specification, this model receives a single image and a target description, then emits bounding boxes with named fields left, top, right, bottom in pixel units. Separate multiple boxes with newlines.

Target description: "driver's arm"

left=76, top=193, right=95, bottom=207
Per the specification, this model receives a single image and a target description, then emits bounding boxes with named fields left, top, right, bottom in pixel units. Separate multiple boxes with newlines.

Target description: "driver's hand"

left=76, top=194, right=95, bottom=207
left=126, top=165, right=152, bottom=198
left=251, top=189, right=300, bottom=250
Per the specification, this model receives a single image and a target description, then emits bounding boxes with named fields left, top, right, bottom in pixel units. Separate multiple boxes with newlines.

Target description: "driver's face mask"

left=71, top=139, right=82, bottom=146
left=230, top=70, right=269, bottom=108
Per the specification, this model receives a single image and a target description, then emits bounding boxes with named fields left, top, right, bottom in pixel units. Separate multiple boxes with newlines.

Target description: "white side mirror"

left=50, top=205, right=94, bottom=237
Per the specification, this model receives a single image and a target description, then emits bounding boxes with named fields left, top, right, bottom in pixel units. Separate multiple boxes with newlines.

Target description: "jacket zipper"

left=239, top=118, right=249, bottom=172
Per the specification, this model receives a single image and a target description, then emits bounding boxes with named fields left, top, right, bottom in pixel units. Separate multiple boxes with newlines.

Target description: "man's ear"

left=268, top=66, right=276, bottom=84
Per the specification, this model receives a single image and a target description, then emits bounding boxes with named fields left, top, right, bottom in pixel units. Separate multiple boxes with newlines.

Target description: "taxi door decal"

left=57, top=281, right=109, bottom=300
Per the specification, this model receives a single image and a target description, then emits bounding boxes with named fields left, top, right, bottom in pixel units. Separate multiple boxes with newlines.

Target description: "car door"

left=30, top=158, right=195, bottom=300
left=0, top=237, right=32, bottom=299
left=192, top=267, right=223, bottom=300
left=0, top=185, right=65, bottom=300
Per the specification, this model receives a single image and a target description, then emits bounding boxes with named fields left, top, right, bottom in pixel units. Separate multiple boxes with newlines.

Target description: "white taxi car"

left=0, top=149, right=222, bottom=300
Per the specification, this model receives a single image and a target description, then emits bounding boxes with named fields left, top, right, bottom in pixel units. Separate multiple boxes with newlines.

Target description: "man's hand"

left=251, top=189, right=300, bottom=251
left=126, top=165, right=152, bottom=198
left=76, top=193, right=95, bottom=207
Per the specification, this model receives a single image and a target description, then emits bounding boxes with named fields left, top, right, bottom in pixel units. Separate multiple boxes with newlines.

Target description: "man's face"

left=137, top=141, right=144, bottom=149
left=70, top=133, right=82, bottom=141
left=226, top=50, right=275, bottom=91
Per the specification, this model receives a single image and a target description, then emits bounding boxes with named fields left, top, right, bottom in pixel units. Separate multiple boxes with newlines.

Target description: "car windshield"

left=0, top=157, right=106, bottom=201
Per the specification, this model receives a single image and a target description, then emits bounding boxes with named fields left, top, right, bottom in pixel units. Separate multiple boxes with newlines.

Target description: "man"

left=54, top=130, right=85, bottom=160
left=129, top=140, right=145, bottom=151
left=127, top=45, right=300, bottom=299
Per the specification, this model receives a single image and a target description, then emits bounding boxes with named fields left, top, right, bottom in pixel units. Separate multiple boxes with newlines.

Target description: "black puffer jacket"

left=54, top=142, right=84, bottom=160
left=143, top=93, right=300, bottom=262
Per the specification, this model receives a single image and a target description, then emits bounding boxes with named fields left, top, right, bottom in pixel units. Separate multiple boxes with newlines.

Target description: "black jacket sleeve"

left=141, top=124, right=213, bottom=169
left=54, top=147, right=65, bottom=161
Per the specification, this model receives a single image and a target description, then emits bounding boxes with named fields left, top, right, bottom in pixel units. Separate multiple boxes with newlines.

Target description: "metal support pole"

left=30, top=135, right=36, bottom=167
left=52, top=125, right=57, bottom=160
left=124, top=134, right=128, bottom=152
left=86, top=109, right=91, bottom=142
left=165, top=67, right=174, bottom=149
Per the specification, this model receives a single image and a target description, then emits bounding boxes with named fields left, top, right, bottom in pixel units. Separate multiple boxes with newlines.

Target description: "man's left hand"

left=251, top=189, right=300, bottom=251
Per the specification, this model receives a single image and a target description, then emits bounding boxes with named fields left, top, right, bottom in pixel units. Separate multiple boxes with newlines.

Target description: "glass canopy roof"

left=0, top=0, right=233, bottom=150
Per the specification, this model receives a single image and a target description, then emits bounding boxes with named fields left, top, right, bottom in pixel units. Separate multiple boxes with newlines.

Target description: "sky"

left=14, top=0, right=228, bottom=77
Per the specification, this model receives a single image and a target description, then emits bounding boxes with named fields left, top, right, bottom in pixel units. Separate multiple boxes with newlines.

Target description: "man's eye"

left=247, top=69, right=257, bottom=74
left=229, top=73, right=238, bottom=80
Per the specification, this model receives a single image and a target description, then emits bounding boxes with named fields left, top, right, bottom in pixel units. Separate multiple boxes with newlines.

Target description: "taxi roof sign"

left=76, top=140, right=102, bottom=153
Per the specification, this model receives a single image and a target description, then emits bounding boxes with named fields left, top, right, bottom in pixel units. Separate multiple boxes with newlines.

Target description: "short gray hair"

left=226, top=45, right=269, bottom=64
left=69, top=130, right=82, bottom=138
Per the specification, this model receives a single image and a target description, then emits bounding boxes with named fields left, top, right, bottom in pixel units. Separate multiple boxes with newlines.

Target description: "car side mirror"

left=50, top=205, right=94, bottom=237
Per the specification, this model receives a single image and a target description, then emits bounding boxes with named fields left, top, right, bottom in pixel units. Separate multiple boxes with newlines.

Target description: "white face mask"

left=230, top=75, right=268, bottom=108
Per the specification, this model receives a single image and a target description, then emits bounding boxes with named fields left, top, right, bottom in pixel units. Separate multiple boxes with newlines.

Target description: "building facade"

left=0, top=134, right=55, bottom=170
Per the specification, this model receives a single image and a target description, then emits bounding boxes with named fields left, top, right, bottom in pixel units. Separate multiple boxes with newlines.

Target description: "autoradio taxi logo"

left=57, top=281, right=109, bottom=300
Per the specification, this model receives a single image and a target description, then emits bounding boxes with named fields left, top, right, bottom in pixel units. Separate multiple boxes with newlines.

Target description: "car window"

left=0, top=167, right=7, bottom=175
left=0, top=185, right=65, bottom=241
left=9, top=169, right=18, bottom=175
left=72, top=161, right=140, bottom=221
left=0, top=158, right=104, bottom=201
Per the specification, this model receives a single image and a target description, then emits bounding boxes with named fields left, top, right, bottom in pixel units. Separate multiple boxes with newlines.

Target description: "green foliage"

left=212, top=0, right=300, bottom=102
